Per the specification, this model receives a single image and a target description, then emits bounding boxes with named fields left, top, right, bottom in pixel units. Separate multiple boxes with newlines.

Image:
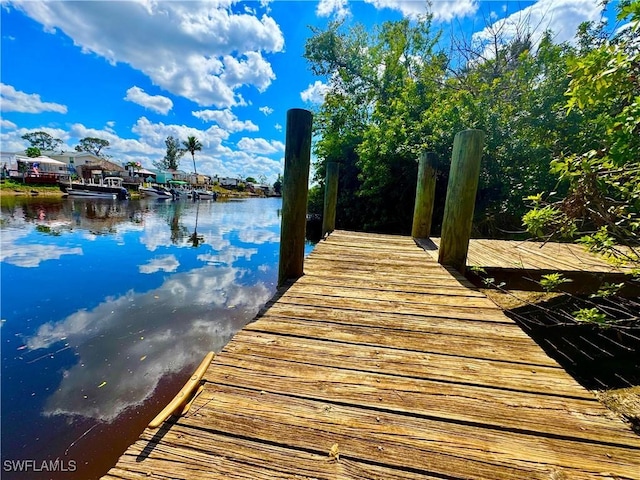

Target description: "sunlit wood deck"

left=420, top=237, right=636, bottom=293
left=103, top=230, right=640, bottom=480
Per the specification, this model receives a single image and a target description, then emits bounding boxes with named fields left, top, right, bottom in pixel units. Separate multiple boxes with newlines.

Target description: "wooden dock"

left=103, top=231, right=640, bottom=480
left=420, top=237, right=636, bottom=293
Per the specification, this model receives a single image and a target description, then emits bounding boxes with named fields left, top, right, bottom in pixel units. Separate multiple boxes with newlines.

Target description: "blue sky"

left=1, top=0, right=610, bottom=183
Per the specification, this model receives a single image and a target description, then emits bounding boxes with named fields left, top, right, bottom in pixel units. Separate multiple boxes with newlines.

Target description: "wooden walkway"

left=421, top=237, right=636, bottom=293
left=103, top=231, right=640, bottom=480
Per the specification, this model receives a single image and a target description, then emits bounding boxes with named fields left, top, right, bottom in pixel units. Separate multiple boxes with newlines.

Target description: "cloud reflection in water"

left=25, top=264, right=272, bottom=422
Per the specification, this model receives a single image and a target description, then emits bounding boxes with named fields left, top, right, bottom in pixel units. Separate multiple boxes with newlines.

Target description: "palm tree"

left=183, top=136, right=203, bottom=176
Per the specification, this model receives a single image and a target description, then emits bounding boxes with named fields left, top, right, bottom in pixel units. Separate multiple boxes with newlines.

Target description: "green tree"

left=25, top=147, right=41, bottom=158
left=75, top=137, right=110, bottom=157
left=438, top=31, right=580, bottom=234
left=155, top=135, right=184, bottom=170
left=523, top=0, right=640, bottom=260
left=245, top=176, right=257, bottom=184
left=21, top=131, right=62, bottom=151
left=305, top=18, right=443, bottom=232
left=182, top=136, right=203, bottom=175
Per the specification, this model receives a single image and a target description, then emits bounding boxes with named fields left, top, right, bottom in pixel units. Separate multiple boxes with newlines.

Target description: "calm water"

left=0, top=195, right=309, bottom=479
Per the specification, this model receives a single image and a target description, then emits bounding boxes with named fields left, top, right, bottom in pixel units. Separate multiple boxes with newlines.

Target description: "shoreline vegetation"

left=0, top=180, right=260, bottom=199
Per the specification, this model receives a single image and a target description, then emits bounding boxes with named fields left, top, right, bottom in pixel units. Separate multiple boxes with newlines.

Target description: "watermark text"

left=3, top=458, right=77, bottom=473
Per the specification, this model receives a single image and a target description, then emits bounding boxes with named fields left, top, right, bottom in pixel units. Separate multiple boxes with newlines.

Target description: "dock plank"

left=221, top=331, right=588, bottom=397
left=183, top=386, right=639, bottom=480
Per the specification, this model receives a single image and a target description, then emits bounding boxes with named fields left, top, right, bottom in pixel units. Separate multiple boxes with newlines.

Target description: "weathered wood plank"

left=317, top=238, right=428, bottom=253
left=295, top=272, right=485, bottom=296
left=429, top=237, right=632, bottom=274
left=274, top=292, right=514, bottom=323
left=221, top=331, right=586, bottom=397
left=259, top=303, right=525, bottom=339
left=245, top=316, right=562, bottom=366
left=303, top=265, right=476, bottom=287
left=287, top=282, right=495, bottom=308
left=107, top=425, right=438, bottom=480
left=206, top=351, right=638, bottom=447
left=182, top=385, right=640, bottom=480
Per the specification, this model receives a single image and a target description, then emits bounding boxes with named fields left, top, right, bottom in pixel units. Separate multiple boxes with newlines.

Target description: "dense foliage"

left=304, top=1, right=639, bottom=246
left=523, top=1, right=640, bottom=265
left=154, top=135, right=185, bottom=171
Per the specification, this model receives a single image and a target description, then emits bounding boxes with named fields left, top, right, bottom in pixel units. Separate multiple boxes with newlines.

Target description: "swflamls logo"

left=3, top=458, right=77, bottom=472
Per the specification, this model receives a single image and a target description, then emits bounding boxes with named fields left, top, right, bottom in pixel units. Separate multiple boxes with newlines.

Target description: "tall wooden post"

left=322, top=162, right=340, bottom=238
left=438, top=129, right=485, bottom=273
left=278, top=108, right=313, bottom=287
left=411, top=151, right=437, bottom=238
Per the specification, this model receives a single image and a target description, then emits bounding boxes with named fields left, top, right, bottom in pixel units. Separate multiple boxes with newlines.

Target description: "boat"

left=60, top=177, right=129, bottom=200
left=192, top=189, right=218, bottom=200
left=139, top=184, right=174, bottom=199
left=65, top=190, right=117, bottom=199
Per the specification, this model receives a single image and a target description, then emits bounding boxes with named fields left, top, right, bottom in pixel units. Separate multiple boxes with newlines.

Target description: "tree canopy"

left=25, top=146, right=41, bottom=158
left=523, top=0, right=639, bottom=261
left=21, top=131, right=62, bottom=151
left=75, top=137, right=110, bottom=157
left=154, top=135, right=185, bottom=171
left=183, top=136, right=203, bottom=175
left=304, top=1, right=639, bottom=247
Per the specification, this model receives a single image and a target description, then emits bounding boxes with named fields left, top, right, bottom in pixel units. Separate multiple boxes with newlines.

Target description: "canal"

left=1, top=195, right=309, bottom=479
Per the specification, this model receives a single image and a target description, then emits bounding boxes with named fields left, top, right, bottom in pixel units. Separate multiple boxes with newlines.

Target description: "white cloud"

left=472, top=0, right=603, bottom=50
left=1, top=119, right=17, bottom=129
left=221, top=52, right=276, bottom=93
left=139, top=254, right=180, bottom=274
left=259, top=106, right=274, bottom=116
left=274, top=123, right=282, bottom=132
left=237, top=137, right=285, bottom=155
left=365, top=0, right=478, bottom=21
left=1, top=243, right=83, bottom=268
left=192, top=109, right=258, bottom=133
left=124, top=86, right=173, bottom=115
left=0, top=83, right=67, bottom=114
left=317, top=0, right=351, bottom=19
left=301, top=80, right=329, bottom=104
left=10, top=2, right=285, bottom=108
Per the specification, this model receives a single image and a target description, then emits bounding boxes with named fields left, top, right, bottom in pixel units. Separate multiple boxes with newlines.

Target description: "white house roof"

left=16, top=155, right=66, bottom=166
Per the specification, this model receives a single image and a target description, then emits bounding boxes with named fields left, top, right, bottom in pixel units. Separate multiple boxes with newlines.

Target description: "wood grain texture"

left=412, top=151, right=438, bottom=238
left=428, top=237, right=634, bottom=273
left=103, top=230, right=640, bottom=480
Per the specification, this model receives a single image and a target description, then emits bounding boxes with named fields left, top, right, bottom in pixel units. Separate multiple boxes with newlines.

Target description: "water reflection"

left=0, top=195, right=292, bottom=479
left=27, top=265, right=271, bottom=421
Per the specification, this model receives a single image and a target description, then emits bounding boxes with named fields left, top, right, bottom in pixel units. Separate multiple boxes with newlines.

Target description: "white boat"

left=192, top=189, right=218, bottom=200
left=65, top=189, right=117, bottom=199
left=139, top=185, right=174, bottom=199
left=62, top=177, right=128, bottom=199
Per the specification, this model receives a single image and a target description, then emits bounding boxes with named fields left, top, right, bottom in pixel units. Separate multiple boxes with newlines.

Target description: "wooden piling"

left=438, top=130, right=485, bottom=273
left=322, top=162, right=340, bottom=238
left=278, top=108, right=313, bottom=287
left=411, top=151, right=437, bottom=238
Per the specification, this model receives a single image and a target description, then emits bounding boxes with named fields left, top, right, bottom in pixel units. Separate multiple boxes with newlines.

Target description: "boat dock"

left=103, top=230, right=640, bottom=480
left=420, top=237, right=637, bottom=294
